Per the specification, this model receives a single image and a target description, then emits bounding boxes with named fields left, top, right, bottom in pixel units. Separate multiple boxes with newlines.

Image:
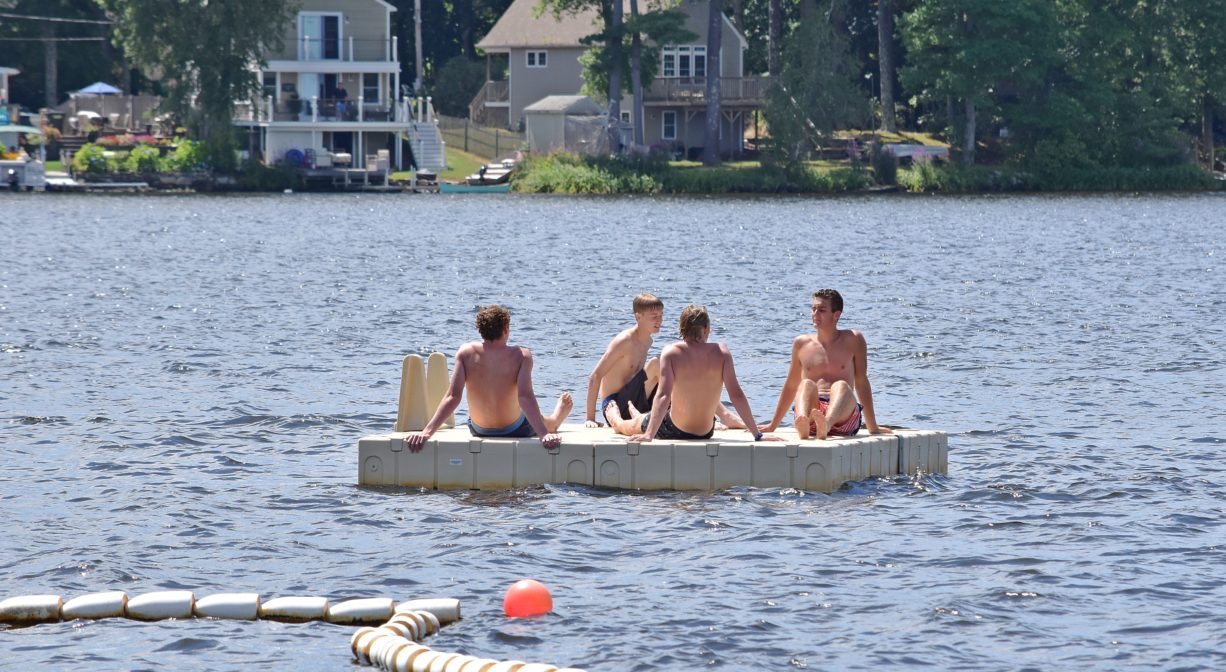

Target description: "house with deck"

left=471, top=0, right=768, bottom=157
left=233, top=0, right=443, bottom=171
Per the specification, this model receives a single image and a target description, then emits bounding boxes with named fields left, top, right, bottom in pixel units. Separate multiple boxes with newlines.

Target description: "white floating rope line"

left=1, top=592, right=579, bottom=671
left=0, top=592, right=460, bottom=626
left=353, top=604, right=585, bottom=672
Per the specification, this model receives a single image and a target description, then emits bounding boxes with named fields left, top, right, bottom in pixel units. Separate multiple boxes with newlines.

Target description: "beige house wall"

left=508, top=47, right=586, bottom=128
left=673, top=2, right=744, bottom=77
left=639, top=107, right=744, bottom=156
left=267, top=0, right=392, bottom=61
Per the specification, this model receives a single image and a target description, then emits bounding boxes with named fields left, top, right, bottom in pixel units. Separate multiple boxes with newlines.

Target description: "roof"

left=523, top=95, right=604, bottom=115
left=476, top=0, right=748, bottom=52
left=477, top=0, right=604, bottom=50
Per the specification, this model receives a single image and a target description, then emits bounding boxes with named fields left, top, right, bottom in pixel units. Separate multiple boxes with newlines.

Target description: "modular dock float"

left=360, top=353, right=948, bottom=492
left=357, top=425, right=947, bottom=492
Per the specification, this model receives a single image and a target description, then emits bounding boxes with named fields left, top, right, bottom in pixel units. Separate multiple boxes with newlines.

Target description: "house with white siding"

left=233, top=0, right=443, bottom=171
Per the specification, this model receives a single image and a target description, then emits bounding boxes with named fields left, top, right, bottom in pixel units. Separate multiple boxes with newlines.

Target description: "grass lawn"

left=390, top=146, right=488, bottom=182
left=835, top=129, right=946, bottom=146
left=669, top=158, right=852, bottom=171
left=45, top=160, right=64, bottom=172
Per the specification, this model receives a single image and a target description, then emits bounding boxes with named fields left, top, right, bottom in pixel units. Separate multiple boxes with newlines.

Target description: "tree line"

left=537, top=0, right=1226, bottom=173
left=3, top=0, right=1221, bottom=175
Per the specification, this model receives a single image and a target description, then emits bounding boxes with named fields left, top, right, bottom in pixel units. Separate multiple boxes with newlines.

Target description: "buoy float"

left=0, top=590, right=582, bottom=671
left=258, top=595, right=329, bottom=622
left=396, top=598, right=460, bottom=624
left=0, top=595, right=63, bottom=624
left=126, top=590, right=195, bottom=621
left=62, top=591, right=128, bottom=620
left=194, top=592, right=260, bottom=620
left=502, top=580, right=552, bottom=618
left=328, top=597, right=395, bottom=624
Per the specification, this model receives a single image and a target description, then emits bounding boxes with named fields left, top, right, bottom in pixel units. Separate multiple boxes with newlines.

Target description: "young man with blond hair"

left=404, top=305, right=572, bottom=451
left=762, top=289, right=890, bottom=439
left=610, top=305, right=777, bottom=443
left=584, top=293, right=665, bottom=429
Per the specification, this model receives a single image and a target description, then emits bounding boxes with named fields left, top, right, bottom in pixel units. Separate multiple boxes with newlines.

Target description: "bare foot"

left=808, top=408, right=828, bottom=440
left=556, top=392, right=574, bottom=419
left=627, top=402, right=645, bottom=421
left=794, top=413, right=811, bottom=440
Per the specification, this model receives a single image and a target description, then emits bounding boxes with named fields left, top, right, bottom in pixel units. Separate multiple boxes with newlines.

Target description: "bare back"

left=796, top=329, right=862, bottom=395
left=664, top=341, right=728, bottom=434
left=457, top=341, right=528, bottom=427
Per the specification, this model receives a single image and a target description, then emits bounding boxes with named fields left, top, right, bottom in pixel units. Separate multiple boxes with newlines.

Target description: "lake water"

left=1, top=191, right=1223, bottom=671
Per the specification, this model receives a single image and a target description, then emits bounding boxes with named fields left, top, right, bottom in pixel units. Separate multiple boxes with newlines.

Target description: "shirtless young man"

left=762, top=289, right=890, bottom=440
left=584, top=293, right=664, bottom=429
left=609, top=305, right=778, bottom=443
left=589, top=295, right=745, bottom=433
left=403, top=305, right=572, bottom=451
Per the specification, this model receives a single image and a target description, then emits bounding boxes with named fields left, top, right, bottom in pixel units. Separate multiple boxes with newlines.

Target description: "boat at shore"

left=439, top=181, right=510, bottom=194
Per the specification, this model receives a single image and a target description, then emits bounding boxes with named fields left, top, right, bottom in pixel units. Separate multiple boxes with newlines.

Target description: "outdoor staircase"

left=408, top=122, right=445, bottom=172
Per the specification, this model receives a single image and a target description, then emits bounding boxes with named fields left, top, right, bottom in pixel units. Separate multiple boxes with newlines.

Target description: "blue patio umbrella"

left=77, top=82, right=122, bottom=95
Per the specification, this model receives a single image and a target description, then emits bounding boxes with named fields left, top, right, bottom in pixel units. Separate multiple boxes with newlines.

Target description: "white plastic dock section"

left=357, top=425, right=947, bottom=492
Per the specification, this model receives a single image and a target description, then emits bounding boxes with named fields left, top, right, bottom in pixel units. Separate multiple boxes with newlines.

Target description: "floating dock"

left=357, top=425, right=946, bottom=492
left=360, top=353, right=948, bottom=492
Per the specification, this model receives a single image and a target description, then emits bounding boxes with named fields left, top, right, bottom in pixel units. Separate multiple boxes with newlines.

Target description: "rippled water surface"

left=1, top=192, right=1223, bottom=671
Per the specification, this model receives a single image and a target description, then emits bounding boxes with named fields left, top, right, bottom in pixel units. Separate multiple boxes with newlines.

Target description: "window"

left=526, top=51, right=547, bottom=68
left=300, top=13, right=342, bottom=60
left=363, top=74, right=379, bottom=102
left=662, top=111, right=677, bottom=140
left=263, top=73, right=277, bottom=98
left=661, top=45, right=707, bottom=78
left=620, top=110, right=631, bottom=123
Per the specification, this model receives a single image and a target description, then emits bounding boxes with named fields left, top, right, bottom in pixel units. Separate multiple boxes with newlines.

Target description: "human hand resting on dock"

left=539, top=433, right=562, bottom=449
left=403, top=431, right=432, bottom=453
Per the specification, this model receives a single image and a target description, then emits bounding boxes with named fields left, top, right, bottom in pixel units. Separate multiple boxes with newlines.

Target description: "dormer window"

left=526, top=51, right=548, bottom=68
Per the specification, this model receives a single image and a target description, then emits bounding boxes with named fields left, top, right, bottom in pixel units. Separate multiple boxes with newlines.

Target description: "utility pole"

left=414, top=0, right=423, bottom=94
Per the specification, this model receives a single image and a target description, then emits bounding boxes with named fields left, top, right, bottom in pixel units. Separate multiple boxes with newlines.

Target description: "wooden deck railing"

left=645, top=76, right=773, bottom=104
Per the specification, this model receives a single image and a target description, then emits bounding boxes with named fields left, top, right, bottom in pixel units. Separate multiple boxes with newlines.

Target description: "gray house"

left=472, top=0, right=769, bottom=157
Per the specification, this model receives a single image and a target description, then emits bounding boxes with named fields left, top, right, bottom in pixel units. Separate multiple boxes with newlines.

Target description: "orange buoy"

left=502, top=580, right=552, bottom=618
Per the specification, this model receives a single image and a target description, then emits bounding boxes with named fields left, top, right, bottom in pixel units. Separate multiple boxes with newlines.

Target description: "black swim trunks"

left=601, top=367, right=657, bottom=425
left=638, top=412, right=714, bottom=440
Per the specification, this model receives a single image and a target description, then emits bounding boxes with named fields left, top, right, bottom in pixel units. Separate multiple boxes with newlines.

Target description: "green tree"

left=703, top=0, right=723, bottom=165
left=900, top=0, right=1059, bottom=165
left=0, top=0, right=120, bottom=109
left=565, top=1, right=693, bottom=147
left=98, top=0, right=297, bottom=172
left=1164, top=0, right=1226, bottom=168
left=431, top=56, right=489, bottom=117
left=763, top=15, right=869, bottom=163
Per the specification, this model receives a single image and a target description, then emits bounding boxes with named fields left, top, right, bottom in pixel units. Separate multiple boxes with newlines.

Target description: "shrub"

left=125, top=144, right=161, bottom=173
left=72, top=143, right=115, bottom=174
left=166, top=139, right=208, bottom=172
left=512, top=151, right=875, bottom=194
